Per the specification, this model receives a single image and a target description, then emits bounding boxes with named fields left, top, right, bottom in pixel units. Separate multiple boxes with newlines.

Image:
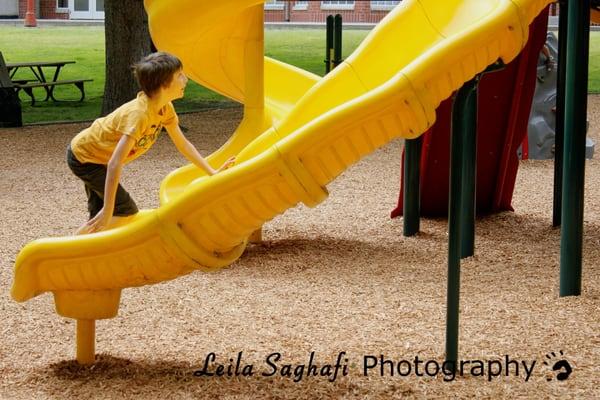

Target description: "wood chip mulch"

left=1, top=98, right=599, bottom=399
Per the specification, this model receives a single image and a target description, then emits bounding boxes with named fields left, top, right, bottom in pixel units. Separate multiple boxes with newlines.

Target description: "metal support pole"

left=445, top=77, right=479, bottom=369
left=333, top=14, right=343, bottom=69
left=325, top=15, right=334, bottom=74
left=445, top=61, right=504, bottom=367
left=560, top=0, right=589, bottom=296
left=403, top=137, right=422, bottom=236
left=553, top=0, right=568, bottom=227
left=459, top=82, right=479, bottom=259
left=460, top=61, right=503, bottom=257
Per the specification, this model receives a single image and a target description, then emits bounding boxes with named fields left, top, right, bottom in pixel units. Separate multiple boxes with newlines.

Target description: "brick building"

left=4, top=0, right=558, bottom=22
left=5, top=0, right=399, bottom=22
left=264, top=1, right=400, bottom=23
left=4, top=0, right=102, bottom=20
left=264, top=1, right=560, bottom=23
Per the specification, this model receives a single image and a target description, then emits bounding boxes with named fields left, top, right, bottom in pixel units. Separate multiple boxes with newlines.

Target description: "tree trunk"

left=101, top=0, right=152, bottom=116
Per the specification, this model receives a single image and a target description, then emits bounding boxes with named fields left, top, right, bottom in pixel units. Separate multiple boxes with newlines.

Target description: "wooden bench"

left=0, top=52, right=93, bottom=106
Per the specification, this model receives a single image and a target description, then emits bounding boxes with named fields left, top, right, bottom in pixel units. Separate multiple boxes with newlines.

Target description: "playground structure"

left=11, top=0, right=590, bottom=369
left=393, top=8, right=550, bottom=218
left=526, top=31, right=563, bottom=160
left=525, top=32, right=595, bottom=160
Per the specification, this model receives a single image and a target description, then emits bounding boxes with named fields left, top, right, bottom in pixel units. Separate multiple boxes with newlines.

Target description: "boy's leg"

left=85, top=185, right=104, bottom=219
left=68, top=155, right=138, bottom=233
left=74, top=184, right=106, bottom=235
left=73, top=162, right=139, bottom=217
left=113, top=184, right=139, bottom=217
left=76, top=183, right=138, bottom=234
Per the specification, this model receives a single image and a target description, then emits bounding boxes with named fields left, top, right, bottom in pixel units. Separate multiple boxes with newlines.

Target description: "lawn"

left=588, top=31, right=600, bottom=91
left=0, top=26, right=368, bottom=124
left=0, top=25, right=598, bottom=124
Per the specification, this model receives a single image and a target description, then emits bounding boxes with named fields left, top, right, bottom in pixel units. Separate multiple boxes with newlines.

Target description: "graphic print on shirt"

left=129, top=123, right=162, bottom=158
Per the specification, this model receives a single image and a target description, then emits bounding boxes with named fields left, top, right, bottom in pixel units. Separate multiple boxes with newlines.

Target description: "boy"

left=67, top=52, right=235, bottom=235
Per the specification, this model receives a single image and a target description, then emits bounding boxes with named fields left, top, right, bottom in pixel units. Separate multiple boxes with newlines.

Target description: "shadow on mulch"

left=245, top=237, right=398, bottom=256
left=42, top=354, right=415, bottom=399
left=48, top=354, right=194, bottom=382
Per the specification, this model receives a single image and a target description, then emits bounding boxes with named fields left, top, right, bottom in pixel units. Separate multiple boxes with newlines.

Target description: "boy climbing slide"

left=67, top=52, right=235, bottom=234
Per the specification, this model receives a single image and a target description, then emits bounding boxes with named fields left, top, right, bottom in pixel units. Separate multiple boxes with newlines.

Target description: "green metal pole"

left=445, top=77, right=478, bottom=369
left=459, top=81, right=479, bottom=259
left=560, top=0, right=589, bottom=296
left=403, top=137, right=422, bottom=236
left=325, top=15, right=334, bottom=74
left=458, top=61, right=504, bottom=257
left=333, top=14, right=343, bottom=69
left=553, top=0, right=568, bottom=227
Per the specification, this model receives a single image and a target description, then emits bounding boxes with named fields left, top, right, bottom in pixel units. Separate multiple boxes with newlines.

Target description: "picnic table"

left=6, top=60, right=75, bottom=99
left=1, top=57, right=92, bottom=105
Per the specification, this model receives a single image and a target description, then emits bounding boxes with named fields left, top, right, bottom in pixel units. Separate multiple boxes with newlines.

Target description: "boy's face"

left=163, top=68, right=188, bottom=101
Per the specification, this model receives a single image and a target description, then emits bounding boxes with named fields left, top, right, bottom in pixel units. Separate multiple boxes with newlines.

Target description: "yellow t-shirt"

left=71, top=92, right=178, bottom=165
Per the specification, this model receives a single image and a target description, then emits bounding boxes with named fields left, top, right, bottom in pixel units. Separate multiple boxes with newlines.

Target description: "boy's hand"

left=215, top=156, right=236, bottom=173
left=84, top=208, right=112, bottom=234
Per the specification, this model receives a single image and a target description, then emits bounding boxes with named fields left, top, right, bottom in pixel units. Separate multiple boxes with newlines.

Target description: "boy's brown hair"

left=132, top=52, right=183, bottom=97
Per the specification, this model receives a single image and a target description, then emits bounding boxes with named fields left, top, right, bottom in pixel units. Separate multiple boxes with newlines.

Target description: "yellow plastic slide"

left=12, top=0, right=553, bottom=359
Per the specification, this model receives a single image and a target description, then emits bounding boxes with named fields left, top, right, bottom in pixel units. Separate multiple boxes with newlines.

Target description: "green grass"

left=265, top=28, right=368, bottom=74
left=0, top=26, right=237, bottom=124
left=589, top=32, right=600, bottom=92
left=1, top=26, right=599, bottom=124
left=0, top=26, right=369, bottom=124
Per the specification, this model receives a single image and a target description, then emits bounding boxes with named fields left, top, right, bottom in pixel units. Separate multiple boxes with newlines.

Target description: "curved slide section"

left=12, top=0, right=553, bottom=321
left=148, top=0, right=320, bottom=204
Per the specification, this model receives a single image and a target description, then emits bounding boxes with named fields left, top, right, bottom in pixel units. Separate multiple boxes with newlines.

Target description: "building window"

left=371, top=1, right=400, bottom=11
left=293, top=1, right=308, bottom=11
left=321, top=1, right=355, bottom=11
left=57, top=0, right=68, bottom=9
left=264, top=0, right=285, bottom=10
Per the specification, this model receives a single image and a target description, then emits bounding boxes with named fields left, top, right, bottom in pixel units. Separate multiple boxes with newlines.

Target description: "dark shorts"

left=66, top=145, right=139, bottom=219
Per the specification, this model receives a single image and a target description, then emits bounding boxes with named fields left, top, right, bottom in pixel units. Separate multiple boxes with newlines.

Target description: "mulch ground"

left=0, top=98, right=599, bottom=399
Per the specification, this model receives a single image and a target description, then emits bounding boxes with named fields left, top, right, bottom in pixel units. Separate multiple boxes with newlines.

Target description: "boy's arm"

left=165, top=122, right=234, bottom=175
left=84, top=134, right=136, bottom=233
